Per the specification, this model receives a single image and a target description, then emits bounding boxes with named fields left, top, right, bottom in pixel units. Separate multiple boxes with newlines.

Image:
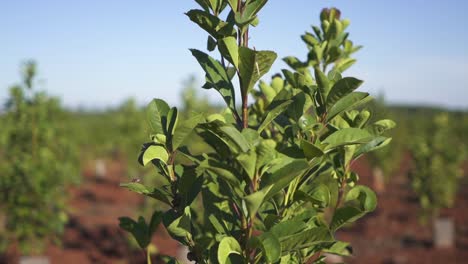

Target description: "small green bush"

left=0, top=61, right=79, bottom=254
left=120, top=2, right=394, bottom=263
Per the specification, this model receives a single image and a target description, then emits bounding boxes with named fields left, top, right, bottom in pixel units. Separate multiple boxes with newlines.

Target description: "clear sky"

left=1, top=0, right=467, bottom=109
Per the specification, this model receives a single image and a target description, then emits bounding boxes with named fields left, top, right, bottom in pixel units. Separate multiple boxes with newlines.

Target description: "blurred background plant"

left=0, top=61, right=79, bottom=254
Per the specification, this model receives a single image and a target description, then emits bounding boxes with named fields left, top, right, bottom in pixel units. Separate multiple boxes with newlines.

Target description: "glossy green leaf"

left=326, top=77, right=363, bottom=109
left=147, top=99, right=170, bottom=135
left=322, top=128, right=373, bottom=150
left=201, top=159, right=241, bottom=187
left=324, top=241, right=353, bottom=256
left=327, top=92, right=371, bottom=121
left=190, top=49, right=237, bottom=114
left=295, top=184, right=330, bottom=208
left=218, top=237, right=242, bottom=264
left=234, top=0, right=268, bottom=26
left=259, top=232, right=281, bottom=263
left=330, top=206, right=363, bottom=231
left=368, top=119, right=396, bottom=135
left=149, top=211, right=163, bottom=236
left=281, top=227, right=333, bottom=252
left=118, top=216, right=150, bottom=249
left=259, top=80, right=277, bottom=103
left=166, top=107, right=179, bottom=137
left=353, top=136, right=392, bottom=159
left=207, top=35, right=217, bottom=51
left=202, top=122, right=250, bottom=153
left=218, top=37, right=239, bottom=69
left=163, top=207, right=192, bottom=242
left=258, top=99, right=293, bottom=132
left=269, top=220, right=308, bottom=238
left=237, top=150, right=257, bottom=180
left=238, top=47, right=277, bottom=97
left=139, top=145, right=169, bottom=165
left=186, top=9, right=235, bottom=38
left=262, top=159, right=309, bottom=201
left=300, top=140, right=324, bottom=160
left=314, top=67, right=330, bottom=97
left=243, top=186, right=271, bottom=218
left=345, top=185, right=377, bottom=211
left=120, top=182, right=171, bottom=205
left=172, top=113, right=204, bottom=150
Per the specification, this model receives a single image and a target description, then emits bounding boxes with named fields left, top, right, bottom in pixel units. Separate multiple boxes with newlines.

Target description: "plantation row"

left=0, top=0, right=467, bottom=263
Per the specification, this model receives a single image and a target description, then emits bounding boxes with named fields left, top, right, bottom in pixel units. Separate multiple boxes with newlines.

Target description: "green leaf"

left=118, top=216, right=150, bottom=249
left=281, top=227, right=333, bottom=252
left=238, top=47, right=277, bottom=97
left=336, top=58, right=356, bottom=73
left=207, top=36, right=217, bottom=51
left=258, top=99, right=293, bottom=132
left=243, top=186, right=271, bottom=218
left=202, top=122, right=250, bottom=153
left=190, top=49, right=237, bottom=114
left=283, top=56, right=306, bottom=71
left=314, top=67, right=330, bottom=97
left=326, top=77, right=363, bottom=109
left=324, top=241, right=353, bottom=256
left=345, top=185, right=377, bottom=211
left=172, top=113, right=204, bottom=150
left=368, top=119, right=396, bottom=135
left=218, top=237, right=242, bottom=264
left=262, top=159, right=309, bottom=201
left=163, top=207, right=192, bottom=242
left=166, top=107, right=179, bottom=138
left=295, top=184, right=330, bottom=208
left=322, top=128, right=373, bottom=151
left=269, top=220, right=308, bottom=238
left=120, top=183, right=171, bottom=205
left=234, top=0, right=268, bottom=26
left=258, top=232, right=281, bottom=263
left=327, top=92, right=372, bottom=121
left=149, top=211, right=163, bottom=236
left=207, top=0, right=222, bottom=13
left=139, top=144, right=169, bottom=166
left=186, top=9, right=235, bottom=38
left=195, top=0, right=210, bottom=11
left=237, top=150, right=257, bottom=180
left=204, top=162, right=240, bottom=186
left=301, top=32, right=319, bottom=46
left=330, top=186, right=377, bottom=231
left=300, top=140, right=324, bottom=160
left=353, top=136, right=392, bottom=159
left=218, top=37, right=239, bottom=69
left=330, top=206, right=363, bottom=231
left=147, top=99, right=170, bottom=135
left=227, top=0, right=238, bottom=11
left=259, top=80, right=276, bottom=103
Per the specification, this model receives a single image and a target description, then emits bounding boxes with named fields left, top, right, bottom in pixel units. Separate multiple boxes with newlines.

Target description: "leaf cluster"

left=120, top=3, right=394, bottom=264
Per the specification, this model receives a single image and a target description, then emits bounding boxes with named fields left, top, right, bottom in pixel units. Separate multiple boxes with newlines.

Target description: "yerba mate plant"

left=0, top=61, right=79, bottom=253
left=120, top=2, right=394, bottom=263
left=409, top=113, right=465, bottom=220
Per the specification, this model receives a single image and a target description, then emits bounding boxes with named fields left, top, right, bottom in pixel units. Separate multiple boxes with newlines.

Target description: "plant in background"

left=115, top=98, right=149, bottom=177
left=120, top=2, right=394, bottom=263
left=0, top=61, right=79, bottom=253
left=409, top=113, right=466, bottom=220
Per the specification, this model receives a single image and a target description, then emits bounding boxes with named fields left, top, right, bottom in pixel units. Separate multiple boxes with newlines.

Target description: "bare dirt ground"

left=2, top=157, right=468, bottom=264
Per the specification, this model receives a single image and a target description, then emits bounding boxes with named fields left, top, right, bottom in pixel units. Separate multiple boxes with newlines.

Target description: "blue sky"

left=1, top=0, right=467, bottom=109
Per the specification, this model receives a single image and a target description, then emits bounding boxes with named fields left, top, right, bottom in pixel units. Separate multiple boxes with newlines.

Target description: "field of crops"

left=1, top=1, right=467, bottom=264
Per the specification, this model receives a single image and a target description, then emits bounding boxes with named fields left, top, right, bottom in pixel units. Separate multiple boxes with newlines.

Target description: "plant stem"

left=146, top=248, right=152, bottom=264
left=242, top=94, right=249, bottom=129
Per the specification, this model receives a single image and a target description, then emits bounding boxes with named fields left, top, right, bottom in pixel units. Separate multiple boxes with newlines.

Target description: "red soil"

left=2, top=157, right=468, bottom=264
